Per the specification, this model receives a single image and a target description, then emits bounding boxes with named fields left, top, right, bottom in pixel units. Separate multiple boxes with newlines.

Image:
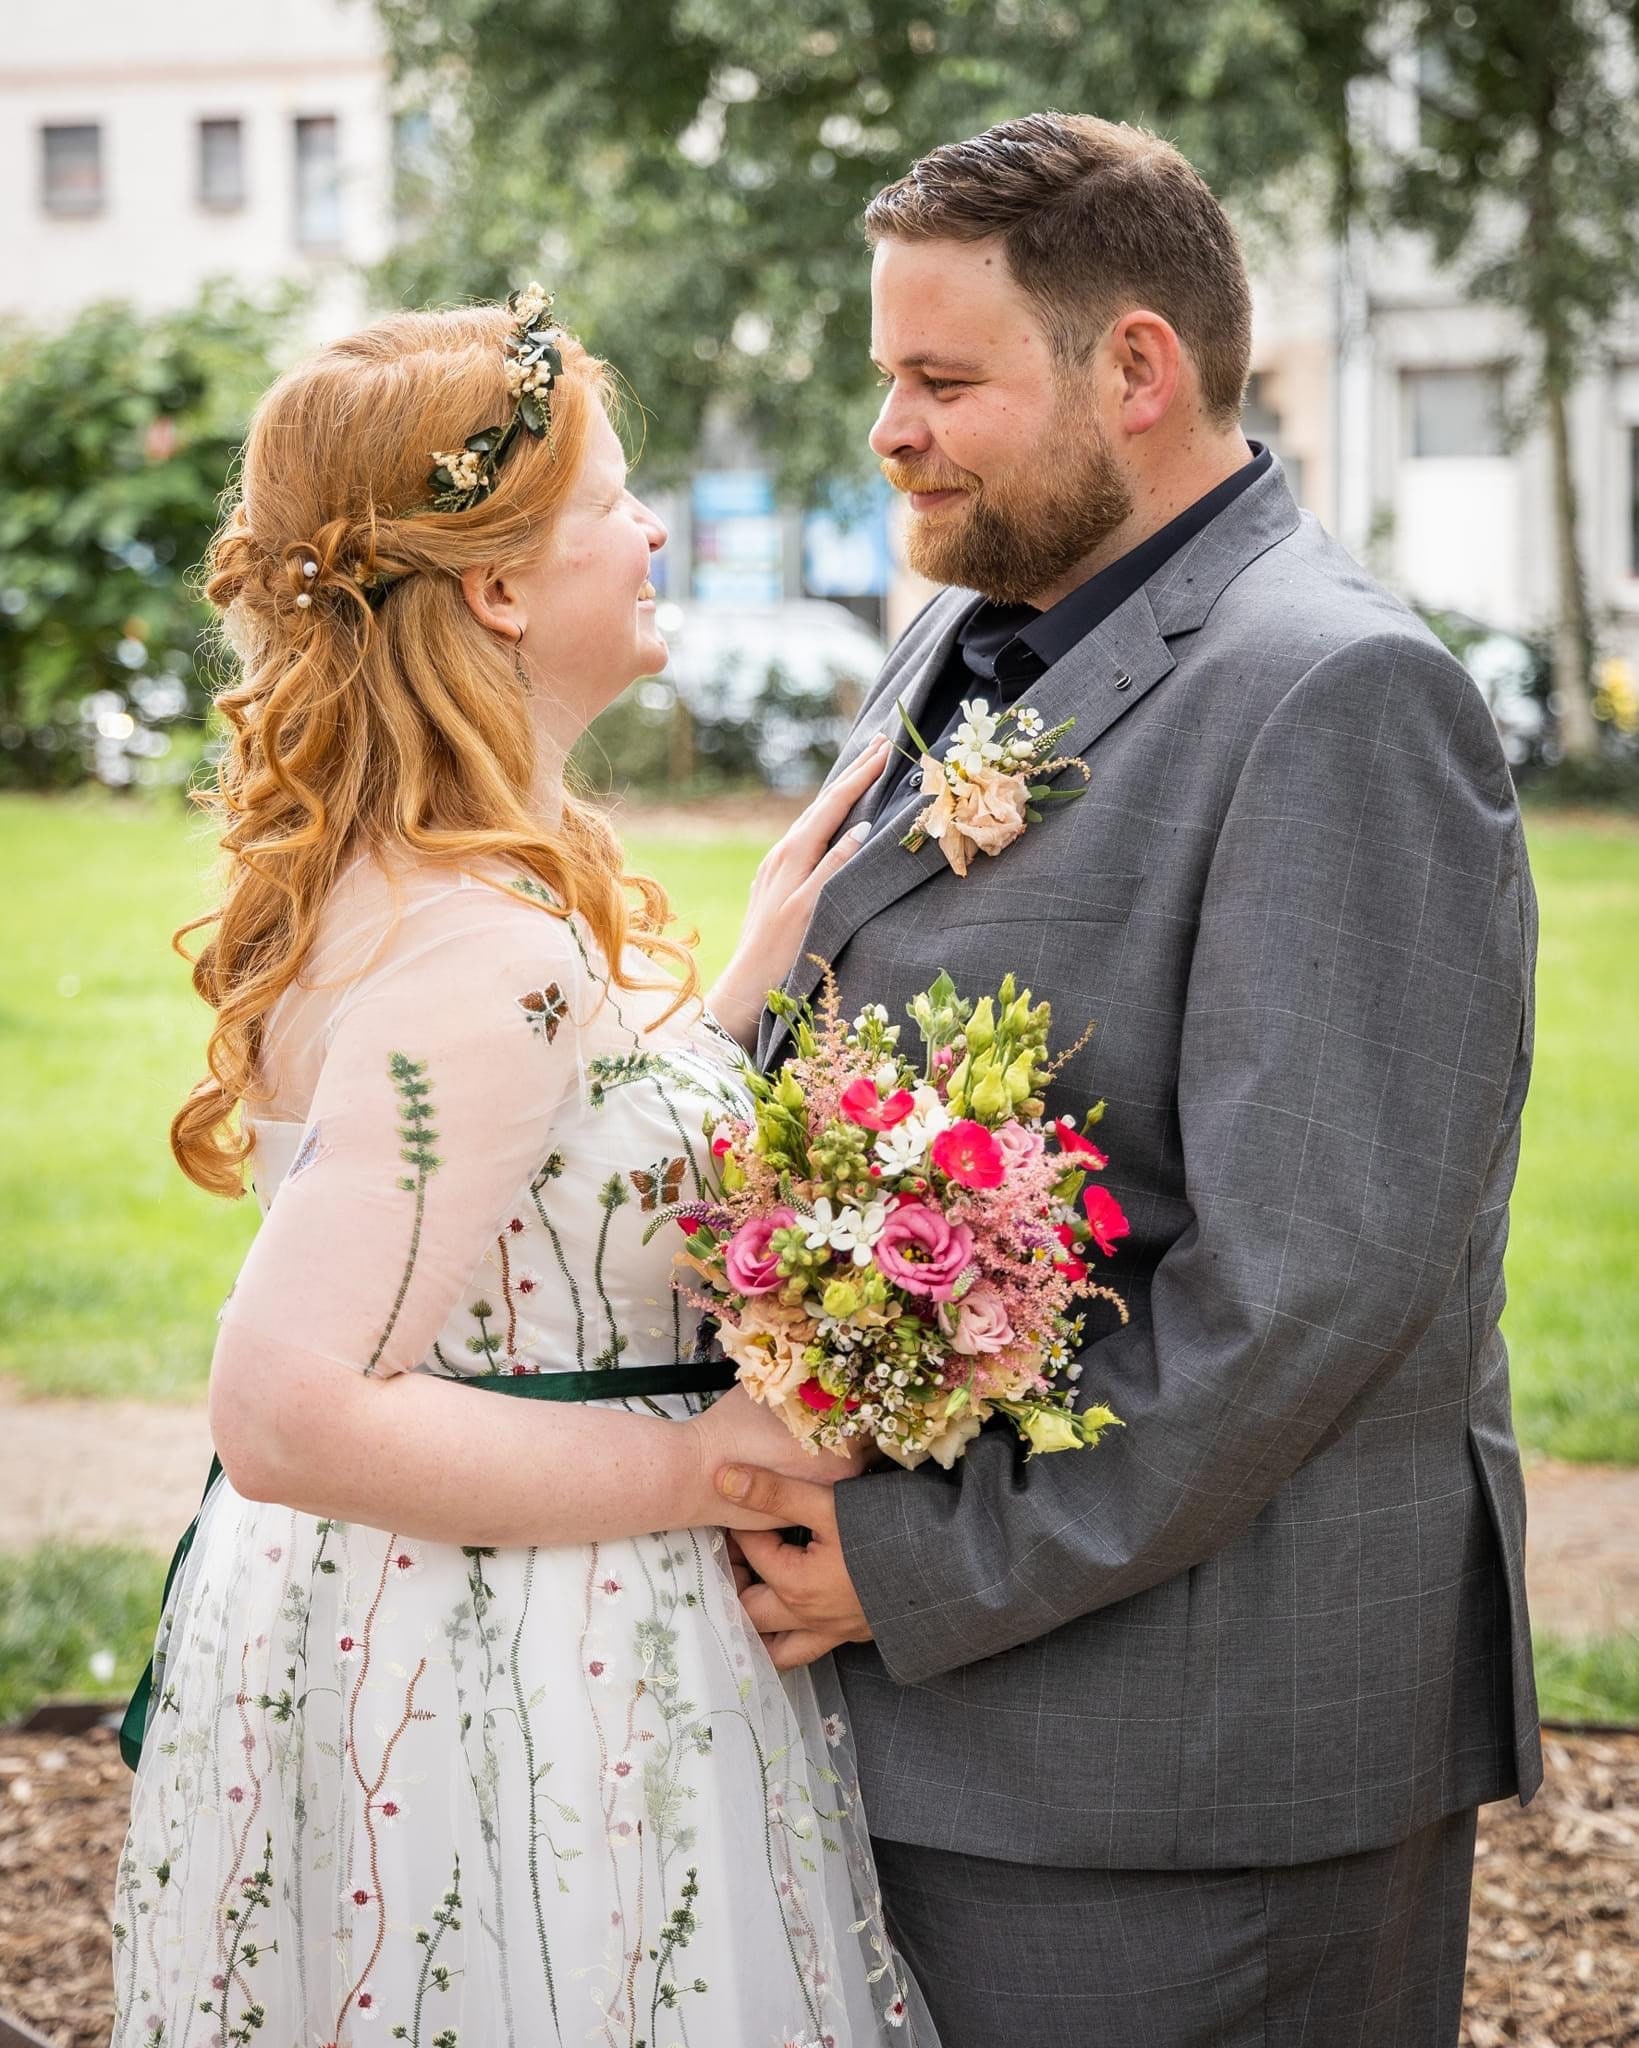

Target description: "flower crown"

left=426, top=282, right=564, bottom=514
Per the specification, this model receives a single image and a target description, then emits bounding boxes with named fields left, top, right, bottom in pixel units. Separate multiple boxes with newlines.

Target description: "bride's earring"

left=512, top=622, right=529, bottom=689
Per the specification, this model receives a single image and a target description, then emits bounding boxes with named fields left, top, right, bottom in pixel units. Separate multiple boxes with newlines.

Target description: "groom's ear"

left=1107, top=309, right=1183, bottom=437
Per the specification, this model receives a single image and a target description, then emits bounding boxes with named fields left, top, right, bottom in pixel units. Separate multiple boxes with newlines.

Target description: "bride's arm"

left=212, top=1333, right=837, bottom=1542
left=205, top=882, right=854, bottom=1544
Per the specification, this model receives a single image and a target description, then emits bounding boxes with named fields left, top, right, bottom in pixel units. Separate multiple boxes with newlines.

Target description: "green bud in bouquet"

left=1073, top=1401, right=1122, bottom=1448
left=970, top=1059, right=1013, bottom=1122
left=944, top=1053, right=972, bottom=1113
left=775, top=1069, right=806, bottom=1114
left=1005, top=989, right=1035, bottom=1034
left=1004, top=1050, right=1036, bottom=1107
left=822, top=1277, right=863, bottom=1318
left=998, top=972, right=1017, bottom=1006
left=718, top=1150, right=747, bottom=1195
left=964, top=996, right=996, bottom=1055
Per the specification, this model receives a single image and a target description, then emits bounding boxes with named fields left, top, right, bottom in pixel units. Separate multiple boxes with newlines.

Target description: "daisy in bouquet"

left=661, top=967, right=1129, bottom=1470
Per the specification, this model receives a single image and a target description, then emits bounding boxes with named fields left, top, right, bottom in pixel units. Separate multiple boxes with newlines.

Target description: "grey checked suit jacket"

left=757, top=459, right=1540, bottom=1872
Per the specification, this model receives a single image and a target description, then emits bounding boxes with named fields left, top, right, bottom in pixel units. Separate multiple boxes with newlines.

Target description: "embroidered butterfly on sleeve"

left=629, top=1156, right=686, bottom=1210
left=516, top=983, right=569, bottom=1040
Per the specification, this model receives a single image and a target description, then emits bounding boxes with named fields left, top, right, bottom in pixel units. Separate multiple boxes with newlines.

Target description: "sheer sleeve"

left=220, top=876, right=589, bottom=1377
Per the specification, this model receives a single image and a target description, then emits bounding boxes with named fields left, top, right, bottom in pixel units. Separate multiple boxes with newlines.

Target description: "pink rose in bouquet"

left=723, top=1207, right=797, bottom=1293
left=662, top=967, right=1128, bottom=1470
left=938, top=1283, right=1014, bottom=1356
left=873, top=1201, right=975, bottom=1301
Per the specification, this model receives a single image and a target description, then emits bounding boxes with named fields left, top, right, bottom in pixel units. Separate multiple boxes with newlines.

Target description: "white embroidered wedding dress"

left=112, top=855, right=934, bottom=2048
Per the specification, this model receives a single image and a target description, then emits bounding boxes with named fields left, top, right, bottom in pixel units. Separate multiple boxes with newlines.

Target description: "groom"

left=717, top=113, right=1539, bottom=2045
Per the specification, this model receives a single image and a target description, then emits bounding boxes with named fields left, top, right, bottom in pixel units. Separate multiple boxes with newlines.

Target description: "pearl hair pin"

left=296, top=593, right=312, bottom=608
left=302, top=561, right=318, bottom=578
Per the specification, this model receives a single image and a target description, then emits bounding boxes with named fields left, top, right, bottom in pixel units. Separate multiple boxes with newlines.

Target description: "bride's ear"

left=459, top=564, right=524, bottom=644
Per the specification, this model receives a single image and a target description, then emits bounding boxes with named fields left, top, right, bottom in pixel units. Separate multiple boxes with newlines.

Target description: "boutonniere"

left=897, top=696, right=1089, bottom=877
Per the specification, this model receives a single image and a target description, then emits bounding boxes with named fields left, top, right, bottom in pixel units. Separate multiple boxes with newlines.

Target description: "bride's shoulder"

left=318, top=851, right=601, bottom=992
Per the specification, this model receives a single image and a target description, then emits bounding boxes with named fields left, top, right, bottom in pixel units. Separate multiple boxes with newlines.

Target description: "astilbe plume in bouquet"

left=659, top=966, right=1129, bottom=1469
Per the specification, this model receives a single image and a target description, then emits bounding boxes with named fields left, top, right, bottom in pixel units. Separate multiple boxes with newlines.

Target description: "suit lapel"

left=757, top=461, right=1303, bottom=1068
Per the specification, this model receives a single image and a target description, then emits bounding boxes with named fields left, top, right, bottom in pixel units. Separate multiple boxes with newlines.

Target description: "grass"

left=1533, top=1628, right=1639, bottom=1726
left=0, top=1543, right=165, bottom=1726
left=2, top=1535, right=1631, bottom=1730
left=1505, top=808, right=1639, bottom=1462
left=1, top=793, right=1635, bottom=1461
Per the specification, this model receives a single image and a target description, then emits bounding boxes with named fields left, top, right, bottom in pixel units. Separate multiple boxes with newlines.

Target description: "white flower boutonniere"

left=898, top=696, right=1089, bottom=877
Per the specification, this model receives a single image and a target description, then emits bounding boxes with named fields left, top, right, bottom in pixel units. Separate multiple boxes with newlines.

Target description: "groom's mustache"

left=879, top=458, right=979, bottom=499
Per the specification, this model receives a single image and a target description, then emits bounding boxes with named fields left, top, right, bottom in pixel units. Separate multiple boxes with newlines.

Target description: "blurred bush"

left=0, top=285, right=298, bottom=793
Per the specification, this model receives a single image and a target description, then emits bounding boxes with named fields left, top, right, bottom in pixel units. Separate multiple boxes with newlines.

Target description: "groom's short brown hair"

left=864, top=113, right=1252, bottom=426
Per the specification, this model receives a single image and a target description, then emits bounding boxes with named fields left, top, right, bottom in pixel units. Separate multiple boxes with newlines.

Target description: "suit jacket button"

left=1114, top=671, right=1133, bottom=691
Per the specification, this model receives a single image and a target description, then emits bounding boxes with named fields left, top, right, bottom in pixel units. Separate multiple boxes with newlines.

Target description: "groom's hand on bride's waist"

left=717, top=1465, right=872, bottom=1671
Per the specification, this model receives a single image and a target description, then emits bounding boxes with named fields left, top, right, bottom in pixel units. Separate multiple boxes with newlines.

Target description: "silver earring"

left=512, top=625, right=528, bottom=689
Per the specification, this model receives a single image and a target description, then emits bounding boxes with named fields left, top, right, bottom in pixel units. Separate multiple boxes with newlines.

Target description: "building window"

left=294, top=114, right=341, bottom=248
left=198, top=118, right=245, bottom=209
left=1404, top=368, right=1507, bottom=459
left=391, top=108, right=438, bottom=227
left=1630, top=425, right=1639, bottom=577
left=41, top=124, right=103, bottom=214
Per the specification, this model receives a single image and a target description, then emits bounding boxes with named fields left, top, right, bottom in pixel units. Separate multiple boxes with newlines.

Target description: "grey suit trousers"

left=873, top=1807, right=1478, bottom=2047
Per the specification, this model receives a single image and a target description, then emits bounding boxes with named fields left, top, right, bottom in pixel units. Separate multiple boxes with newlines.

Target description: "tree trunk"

left=1545, top=378, right=1599, bottom=761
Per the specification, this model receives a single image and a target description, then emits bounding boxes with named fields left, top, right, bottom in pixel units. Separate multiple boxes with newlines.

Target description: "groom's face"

left=868, top=235, right=1132, bottom=607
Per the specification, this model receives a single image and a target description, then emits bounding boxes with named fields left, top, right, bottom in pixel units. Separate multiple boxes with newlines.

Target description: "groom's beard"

left=884, top=409, right=1133, bottom=607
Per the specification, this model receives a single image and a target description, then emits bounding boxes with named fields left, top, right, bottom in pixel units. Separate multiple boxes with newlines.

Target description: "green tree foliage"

left=1381, top=0, right=1639, bottom=758
left=376, top=0, right=1357, bottom=490
left=0, top=287, right=296, bottom=791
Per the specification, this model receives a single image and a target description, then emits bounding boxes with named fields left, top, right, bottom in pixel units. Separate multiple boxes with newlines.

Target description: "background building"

left=0, top=0, right=393, bottom=336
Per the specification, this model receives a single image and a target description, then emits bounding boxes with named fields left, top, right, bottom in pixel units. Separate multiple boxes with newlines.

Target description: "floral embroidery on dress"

left=112, top=862, right=931, bottom=2048
left=289, top=1119, right=328, bottom=1180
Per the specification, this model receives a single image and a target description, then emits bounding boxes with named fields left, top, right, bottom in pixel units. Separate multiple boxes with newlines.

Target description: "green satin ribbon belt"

left=118, top=1357, right=736, bottom=1771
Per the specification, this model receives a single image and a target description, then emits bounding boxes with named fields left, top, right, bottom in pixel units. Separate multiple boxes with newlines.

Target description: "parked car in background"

left=1416, top=605, right=1555, bottom=771
left=577, top=598, right=886, bottom=795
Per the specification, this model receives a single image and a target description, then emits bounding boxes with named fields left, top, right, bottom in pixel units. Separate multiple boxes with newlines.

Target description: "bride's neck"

left=528, top=726, right=569, bottom=833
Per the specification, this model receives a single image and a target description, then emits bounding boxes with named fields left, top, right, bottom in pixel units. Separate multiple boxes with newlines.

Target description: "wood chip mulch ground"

left=0, top=1725, right=1634, bottom=2046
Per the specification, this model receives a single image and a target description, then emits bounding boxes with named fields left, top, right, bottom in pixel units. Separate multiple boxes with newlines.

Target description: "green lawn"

left=1, top=793, right=1635, bottom=1460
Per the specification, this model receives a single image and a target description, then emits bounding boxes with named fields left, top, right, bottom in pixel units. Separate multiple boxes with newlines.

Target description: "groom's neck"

left=1023, top=423, right=1256, bottom=613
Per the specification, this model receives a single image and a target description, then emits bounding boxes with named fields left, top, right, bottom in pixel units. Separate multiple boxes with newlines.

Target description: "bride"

left=111, top=291, right=929, bottom=2047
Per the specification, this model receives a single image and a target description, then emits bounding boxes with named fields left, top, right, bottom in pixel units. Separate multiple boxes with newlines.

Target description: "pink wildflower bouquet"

left=662, top=968, right=1129, bottom=1469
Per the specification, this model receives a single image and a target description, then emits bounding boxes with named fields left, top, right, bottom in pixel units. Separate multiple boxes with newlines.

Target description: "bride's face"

left=507, top=407, right=669, bottom=732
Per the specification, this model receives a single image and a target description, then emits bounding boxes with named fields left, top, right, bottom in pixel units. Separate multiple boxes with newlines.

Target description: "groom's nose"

left=868, top=384, right=933, bottom=462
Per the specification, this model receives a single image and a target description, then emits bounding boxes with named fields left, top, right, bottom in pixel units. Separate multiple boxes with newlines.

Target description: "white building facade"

left=1242, top=69, right=1639, bottom=683
left=0, top=0, right=393, bottom=336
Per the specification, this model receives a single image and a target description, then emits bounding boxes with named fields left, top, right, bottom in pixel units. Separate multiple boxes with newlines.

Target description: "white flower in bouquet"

left=804, top=1195, right=889, bottom=1264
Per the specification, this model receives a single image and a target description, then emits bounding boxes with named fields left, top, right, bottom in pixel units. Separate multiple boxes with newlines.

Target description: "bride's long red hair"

left=173, top=306, right=696, bottom=1199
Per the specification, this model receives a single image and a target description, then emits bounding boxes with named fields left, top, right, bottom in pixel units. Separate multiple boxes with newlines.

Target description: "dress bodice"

left=221, top=855, right=751, bottom=1383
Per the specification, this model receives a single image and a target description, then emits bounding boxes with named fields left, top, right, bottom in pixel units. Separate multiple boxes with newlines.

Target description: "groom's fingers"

left=739, top=1581, right=803, bottom=1634
left=732, top=1524, right=806, bottom=1584
left=716, top=1464, right=839, bottom=1535
left=764, top=1628, right=838, bottom=1673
